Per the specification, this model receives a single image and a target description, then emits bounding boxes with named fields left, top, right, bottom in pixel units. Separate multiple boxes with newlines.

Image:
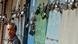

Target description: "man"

left=6, top=23, right=21, bottom=44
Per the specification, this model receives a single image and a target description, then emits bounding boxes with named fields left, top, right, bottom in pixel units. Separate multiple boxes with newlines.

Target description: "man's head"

left=6, top=23, right=17, bottom=39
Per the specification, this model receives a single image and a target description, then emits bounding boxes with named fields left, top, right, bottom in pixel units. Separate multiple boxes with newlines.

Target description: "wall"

left=59, top=8, right=78, bottom=44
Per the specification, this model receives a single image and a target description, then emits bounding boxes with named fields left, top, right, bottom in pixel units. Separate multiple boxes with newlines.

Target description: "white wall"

left=59, top=8, right=78, bottom=44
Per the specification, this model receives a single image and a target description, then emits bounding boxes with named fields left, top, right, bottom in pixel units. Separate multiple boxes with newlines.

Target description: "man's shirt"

left=7, top=35, right=21, bottom=44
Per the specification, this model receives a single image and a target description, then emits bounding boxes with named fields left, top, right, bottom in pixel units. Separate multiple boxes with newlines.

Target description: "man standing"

left=6, top=23, right=21, bottom=44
